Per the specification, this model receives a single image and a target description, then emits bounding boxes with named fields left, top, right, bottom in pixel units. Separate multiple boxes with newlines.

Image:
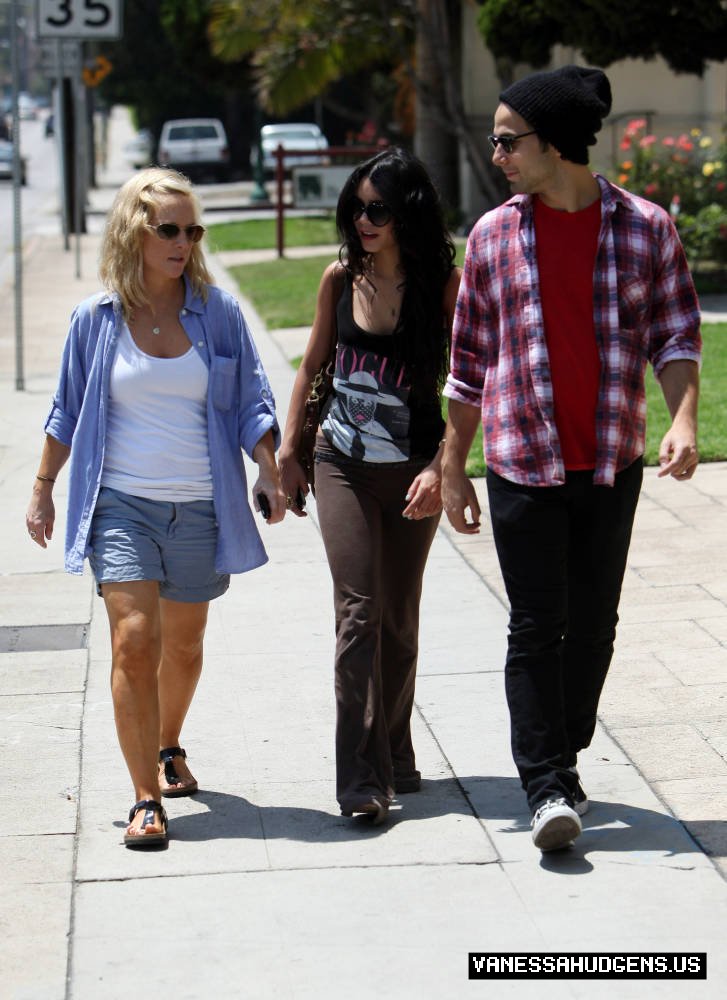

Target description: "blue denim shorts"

left=88, top=487, right=230, bottom=603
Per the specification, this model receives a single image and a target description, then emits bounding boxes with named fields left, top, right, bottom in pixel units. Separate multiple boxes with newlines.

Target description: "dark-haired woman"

left=279, top=147, right=461, bottom=824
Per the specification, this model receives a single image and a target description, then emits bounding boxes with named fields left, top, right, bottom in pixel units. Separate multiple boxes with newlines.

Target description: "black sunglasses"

left=147, top=223, right=206, bottom=243
left=488, top=130, right=537, bottom=154
left=349, top=198, right=393, bottom=228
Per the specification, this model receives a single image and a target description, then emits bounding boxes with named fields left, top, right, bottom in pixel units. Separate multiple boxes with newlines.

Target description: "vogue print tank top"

left=320, top=275, right=442, bottom=463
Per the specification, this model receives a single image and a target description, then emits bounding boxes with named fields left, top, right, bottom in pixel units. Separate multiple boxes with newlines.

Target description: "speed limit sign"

left=37, top=0, right=123, bottom=39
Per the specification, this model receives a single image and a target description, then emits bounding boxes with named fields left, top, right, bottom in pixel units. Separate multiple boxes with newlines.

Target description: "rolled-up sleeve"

left=444, top=227, right=489, bottom=408
left=234, top=308, right=280, bottom=456
left=647, top=215, right=702, bottom=376
left=43, top=305, right=92, bottom=445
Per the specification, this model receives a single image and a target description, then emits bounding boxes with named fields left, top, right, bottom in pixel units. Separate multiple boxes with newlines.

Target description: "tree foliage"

left=208, top=0, right=506, bottom=208
left=208, top=0, right=413, bottom=115
left=97, top=0, right=253, bottom=146
left=477, top=0, right=727, bottom=77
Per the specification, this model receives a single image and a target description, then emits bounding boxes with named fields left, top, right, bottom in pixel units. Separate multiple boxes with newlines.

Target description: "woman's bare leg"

left=103, top=581, right=164, bottom=838
left=157, top=598, right=209, bottom=791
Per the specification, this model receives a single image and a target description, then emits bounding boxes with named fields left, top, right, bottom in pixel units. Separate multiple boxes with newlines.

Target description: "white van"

left=157, top=118, right=229, bottom=182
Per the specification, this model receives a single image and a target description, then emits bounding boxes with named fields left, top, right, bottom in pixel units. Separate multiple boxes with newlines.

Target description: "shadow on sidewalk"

left=109, top=777, right=726, bottom=865
left=163, top=779, right=478, bottom=843
left=459, top=774, right=721, bottom=874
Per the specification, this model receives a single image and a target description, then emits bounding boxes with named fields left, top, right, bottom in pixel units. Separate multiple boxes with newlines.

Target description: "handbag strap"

left=325, top=265, right=346, bottom=366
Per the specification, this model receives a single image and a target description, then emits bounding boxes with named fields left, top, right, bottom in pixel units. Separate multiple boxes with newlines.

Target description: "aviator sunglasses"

left=349, top=198, right=393, bottom=228
left=487, top=130, right=537, bottom=155
left=147, top=222, right=206, bottom=243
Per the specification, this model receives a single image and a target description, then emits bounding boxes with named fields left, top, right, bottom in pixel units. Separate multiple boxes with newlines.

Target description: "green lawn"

left=230, top=252, right=724, bottom=474
left=229, top=254, right=332, bottom=330
left=206, top=216, right=339, bottom=252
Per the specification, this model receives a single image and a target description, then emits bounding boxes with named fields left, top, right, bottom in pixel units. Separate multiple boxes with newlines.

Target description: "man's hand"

left=441, top=472, right=481, bottom=533
left=657, top=360, right=699, bottom=482
left=441, top=399, right=482, bottom=533
left=657, top=423, right=698, bottom=480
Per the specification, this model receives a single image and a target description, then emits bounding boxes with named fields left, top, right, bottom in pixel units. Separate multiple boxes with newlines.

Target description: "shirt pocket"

left=617, top=273, right=650, bottom=331
left=210, top=356, right=238, bottom=411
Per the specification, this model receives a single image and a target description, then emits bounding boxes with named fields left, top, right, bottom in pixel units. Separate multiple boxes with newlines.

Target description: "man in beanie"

left=441, top=65, right=701, bottom=852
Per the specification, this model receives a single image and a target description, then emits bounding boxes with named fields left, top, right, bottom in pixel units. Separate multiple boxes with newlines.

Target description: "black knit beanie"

left=500, top=65, right=612, bottom=164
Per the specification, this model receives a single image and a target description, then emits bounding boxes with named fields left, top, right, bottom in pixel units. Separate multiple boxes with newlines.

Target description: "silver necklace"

left=368, top=275, right=403, bottom=319
left=374, top=290, right=398, bottom=319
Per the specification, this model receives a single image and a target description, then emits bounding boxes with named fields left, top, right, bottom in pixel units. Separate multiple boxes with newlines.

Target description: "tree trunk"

left=412, top=0, right=505, bottom=211
left=414, top=0, right=458, bottom=208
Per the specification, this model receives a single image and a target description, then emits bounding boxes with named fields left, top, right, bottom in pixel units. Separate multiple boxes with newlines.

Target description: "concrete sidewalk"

left=2, top=112, right=727, bottom=1000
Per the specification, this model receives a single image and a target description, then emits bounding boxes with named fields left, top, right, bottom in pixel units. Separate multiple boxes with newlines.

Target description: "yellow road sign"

left=82, top=55, right=112, bottom=88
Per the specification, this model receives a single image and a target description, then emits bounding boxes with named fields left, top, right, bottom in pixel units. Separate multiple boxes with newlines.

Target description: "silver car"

left=157, top=118, right=230, bottom=182
left=0, top=140, right=27, bottom=185
left=252, top=123, right=329, bottom=174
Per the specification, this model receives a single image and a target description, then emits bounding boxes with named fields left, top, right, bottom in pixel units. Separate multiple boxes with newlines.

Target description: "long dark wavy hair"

left=335, top=146, right=456, bottom=392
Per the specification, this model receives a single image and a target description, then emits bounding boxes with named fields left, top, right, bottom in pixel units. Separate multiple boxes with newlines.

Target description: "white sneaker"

left=531, top=797, right=582, bottom=851
left=568, top=766, right=589, bottom=816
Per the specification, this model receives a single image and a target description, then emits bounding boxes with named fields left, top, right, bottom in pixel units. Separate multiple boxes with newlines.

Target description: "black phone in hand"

left=257, top=492, right=271, bottom=519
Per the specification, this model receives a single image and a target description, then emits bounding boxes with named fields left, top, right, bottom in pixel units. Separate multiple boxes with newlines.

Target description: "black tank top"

left=320, top=274, right=444, bottom=463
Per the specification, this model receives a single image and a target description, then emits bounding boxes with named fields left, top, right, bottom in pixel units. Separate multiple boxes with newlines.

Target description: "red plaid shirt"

left=445, top=176, right=702, bottom=486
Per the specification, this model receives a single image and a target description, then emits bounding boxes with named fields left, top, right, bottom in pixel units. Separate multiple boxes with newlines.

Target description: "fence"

left=271, top=144, right=385, bottom=258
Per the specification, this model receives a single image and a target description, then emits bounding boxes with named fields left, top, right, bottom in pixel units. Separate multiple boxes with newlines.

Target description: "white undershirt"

left=101, top=323, right=213, bottom=500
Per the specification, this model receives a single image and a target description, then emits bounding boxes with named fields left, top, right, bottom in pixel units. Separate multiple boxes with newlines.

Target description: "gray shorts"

left=88, top=487, right=230, bottom=603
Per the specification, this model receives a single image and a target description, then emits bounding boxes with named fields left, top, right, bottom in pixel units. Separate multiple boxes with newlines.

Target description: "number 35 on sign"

left=36, top=0, right=123, bottom=40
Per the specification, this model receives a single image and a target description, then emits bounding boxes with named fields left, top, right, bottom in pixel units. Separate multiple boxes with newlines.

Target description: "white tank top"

left=101, top=323, right=213, bottom=500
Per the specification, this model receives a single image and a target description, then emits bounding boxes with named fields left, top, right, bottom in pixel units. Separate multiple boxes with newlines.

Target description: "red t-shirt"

left=534, top=196, right=601, bottom=470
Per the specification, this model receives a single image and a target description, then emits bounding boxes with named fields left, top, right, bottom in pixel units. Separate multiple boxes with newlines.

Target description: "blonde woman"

left=26, top=168, right=285, bottom=848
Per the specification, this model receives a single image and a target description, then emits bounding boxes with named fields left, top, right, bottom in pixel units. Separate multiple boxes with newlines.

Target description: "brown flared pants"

left=314, top=447, right=440, bottom=814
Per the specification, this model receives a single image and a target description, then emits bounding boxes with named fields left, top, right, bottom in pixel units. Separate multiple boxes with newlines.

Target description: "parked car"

left=0, top=140, right=27, bottom=184
left=123, top=128, right=154, bottom=169
left=157, top=118, right=229, bottom=182
left=251, top=122, right=329, bottom=174
left=17, top=93, right=37, bottom=120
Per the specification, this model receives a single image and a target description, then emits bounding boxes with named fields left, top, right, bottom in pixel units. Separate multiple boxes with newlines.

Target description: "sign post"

left=37, top=0, right=123, bottom=40
left=11, top=0, right=24, bottom=390
left=36, top=0, right=123, bottom=275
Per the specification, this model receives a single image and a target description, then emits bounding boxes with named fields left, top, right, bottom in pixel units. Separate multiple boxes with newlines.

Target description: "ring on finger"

left=29, top=530, right=37, bottom=539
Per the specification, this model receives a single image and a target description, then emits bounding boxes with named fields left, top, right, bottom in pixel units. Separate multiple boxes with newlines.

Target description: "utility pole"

left=11, top=0, right=24, bottom=390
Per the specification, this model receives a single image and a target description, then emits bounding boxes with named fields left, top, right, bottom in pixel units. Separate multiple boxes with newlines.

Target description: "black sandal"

left=158, top=745, right=198, bottom=798
left=124, top=799, right=168, bottom=848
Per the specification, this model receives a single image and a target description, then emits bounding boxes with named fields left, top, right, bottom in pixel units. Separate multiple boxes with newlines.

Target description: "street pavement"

left=1, top=106, right=727, bottom=1000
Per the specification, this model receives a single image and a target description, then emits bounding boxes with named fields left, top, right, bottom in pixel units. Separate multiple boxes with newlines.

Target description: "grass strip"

left=229, top=255, right=332, bottom=330
left=206, top=216, right=338, bottom=252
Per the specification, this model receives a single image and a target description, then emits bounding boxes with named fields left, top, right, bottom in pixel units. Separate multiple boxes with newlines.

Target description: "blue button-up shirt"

left=45, top=277, right=279, bottom=575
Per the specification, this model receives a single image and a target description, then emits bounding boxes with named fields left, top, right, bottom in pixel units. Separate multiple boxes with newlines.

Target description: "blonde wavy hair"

left=99, top=167, right=214, bottom=316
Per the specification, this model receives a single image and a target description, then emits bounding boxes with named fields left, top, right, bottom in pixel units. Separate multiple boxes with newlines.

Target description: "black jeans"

left=486, top=459, right=643, bottom=812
